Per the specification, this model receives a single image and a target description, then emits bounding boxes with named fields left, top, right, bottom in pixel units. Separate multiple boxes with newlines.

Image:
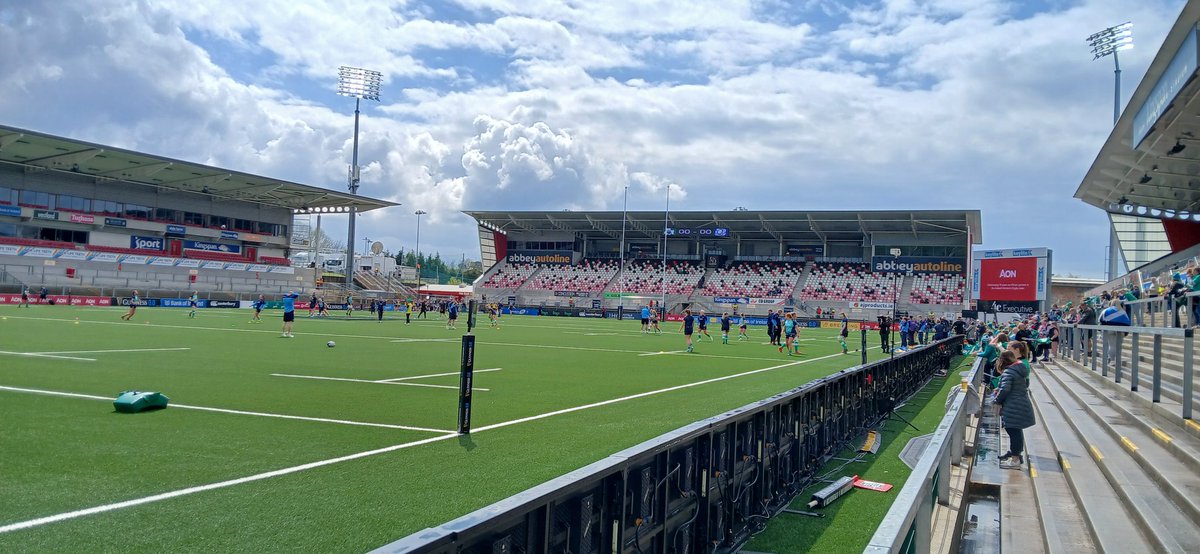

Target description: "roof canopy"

left=1075, top=2, right=1200, bottom=221
left=466, top=209, right=982, bottom=244
left=0, top=124, right=397, bottom=213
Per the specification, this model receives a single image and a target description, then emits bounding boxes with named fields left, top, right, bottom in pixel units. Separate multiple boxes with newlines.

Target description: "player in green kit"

left=188, top=292, right=199, bottom=318
left=737, top=314, right=748, bottom=341
left=720, top=312, right=732, bottom=344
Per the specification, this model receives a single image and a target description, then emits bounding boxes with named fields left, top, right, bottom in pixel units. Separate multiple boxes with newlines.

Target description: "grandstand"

left=468, top=209, right=980, bottom=316
left=0, top=125, right=396, bottom=299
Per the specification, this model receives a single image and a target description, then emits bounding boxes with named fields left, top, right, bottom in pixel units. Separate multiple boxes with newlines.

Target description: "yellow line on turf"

left=0, top=345, right=865, bottom=533
left=1152, top=428, right=1173, bottom=444
left=0, top=385, right=455, bottom=433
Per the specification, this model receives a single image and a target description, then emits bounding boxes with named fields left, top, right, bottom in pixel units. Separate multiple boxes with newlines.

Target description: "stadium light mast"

left=337, top=65, right=383, bottom=292
left=415, top=210, right=427, bottom=293
left=889, top=247, right=901, bottom=359
left=1088, top=23, right=1132, bottom=281
left=619, top=185, right=628, bottom=315
left=661, top=184, right=672, bottom=316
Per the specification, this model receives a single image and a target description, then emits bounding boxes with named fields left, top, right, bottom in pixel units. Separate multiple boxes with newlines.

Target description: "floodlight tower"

left=1087, top=22, right=1133, bottom=281
left=415, top=210, right=428, bottom=292
left=337, top=65, right=383, bottom=290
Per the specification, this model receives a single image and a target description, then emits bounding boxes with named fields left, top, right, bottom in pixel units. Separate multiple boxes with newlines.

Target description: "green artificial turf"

left=743, top=356, right=974, bottom=554
left=0, top=304, right=885, bottom=552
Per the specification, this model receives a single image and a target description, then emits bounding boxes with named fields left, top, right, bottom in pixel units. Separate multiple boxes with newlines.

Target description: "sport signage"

left=207, top=300, right=239, bottom=308
left=165, top=224, right=186, bottom=235
left=69, top=213, right=95, bottom=224
left=130, top=236, right=165, bottom=250
left=184, top=240, right=241, bottom=254
left=33, top=209, right=59, bottom=221
left=220, top=230, right=240, bottom=240
left=0, top=294, right=112, bottom=306
left=978, top=257, right=1037, bottom=301
left=159, top=298, right=204, bottom=308
left=849, top=301, right=894, bottom=310
left=786, top=245, right=825, bottom=256
left=553, top=291, right=592, bottom=297
left=871, top=256, right=964, bottom=274
left=104, top=217, right=127, bottom=227
left=978, top=300, right=1038, bottom=314
left=0, top=205, right=21, bottom=217
left=714, top=296, right=750, bottom=304
left=506, top=250, right=571, bottom=265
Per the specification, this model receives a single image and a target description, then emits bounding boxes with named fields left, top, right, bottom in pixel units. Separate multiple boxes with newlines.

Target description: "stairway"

left=985, top=352, right=1200, bottom=553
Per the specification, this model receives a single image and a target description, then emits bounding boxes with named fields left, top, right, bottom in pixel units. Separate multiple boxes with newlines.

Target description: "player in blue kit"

left=281, top=291, right=299, bottom=337
left=250, top=294, right=265, bottom=323
left=679, top=309, right=696, bottom=353
left=737, top=313, right=749, bottom=341
left=447, top=301, right=458, bottom=330
left=640, top=305, right=651, bottom=333
left=696, top=310, right=713, bottom=342
left=188, top=292, right=199, bottom=318
left=720, top=312, right=732, bottom=344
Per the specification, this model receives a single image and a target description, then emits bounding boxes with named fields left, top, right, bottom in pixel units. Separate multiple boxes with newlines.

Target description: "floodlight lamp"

left=337, top=66, right=383, bottom=101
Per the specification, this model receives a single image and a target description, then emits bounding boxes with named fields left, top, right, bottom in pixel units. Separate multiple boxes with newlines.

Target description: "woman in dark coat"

left=994, top=350, right=1035, bottom=468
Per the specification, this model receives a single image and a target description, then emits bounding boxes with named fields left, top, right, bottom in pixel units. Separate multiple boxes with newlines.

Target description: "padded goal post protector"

left=113, top=390, right=169, bottom=413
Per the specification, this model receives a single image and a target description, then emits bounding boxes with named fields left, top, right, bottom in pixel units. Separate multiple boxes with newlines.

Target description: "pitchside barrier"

left=372, top=336, right=963, bottom=554
left=1059, top=321, right=1195, bottom=419
left=865, top=356, right=984, bottom=553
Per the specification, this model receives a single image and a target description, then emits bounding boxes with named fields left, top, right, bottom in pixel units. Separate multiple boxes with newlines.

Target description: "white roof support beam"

left=24, top=148, right=102, bottom=171
left=806, top=214, right=826, bottom=242
left=583, top=215, right=620, bottom=239
left=759, top=214, right=782, bottom=241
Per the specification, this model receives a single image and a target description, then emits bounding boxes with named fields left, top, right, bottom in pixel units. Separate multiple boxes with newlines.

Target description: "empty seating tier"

left=699, top=261, right=802, bottom=298
left=798, top=262, right=897, bottom=302
left=620, top=260, right=704, bottom=295
left=525, top=259, right=618, bottom=292
left=908, top=273, right=965, bottom=304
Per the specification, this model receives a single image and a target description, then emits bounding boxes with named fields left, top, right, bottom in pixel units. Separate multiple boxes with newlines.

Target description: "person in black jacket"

left=995, top=350, right=1035, bottom=469
left=1077, top=301, right=1097, bottom=355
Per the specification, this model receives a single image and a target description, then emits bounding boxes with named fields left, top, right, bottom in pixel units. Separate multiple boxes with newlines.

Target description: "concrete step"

left=1021, top=405, right=1096, bottom=553
left=1042, top=363, right=1200, bottom=525
left=1052, top=358, right=1200, bottom=467
left=1036, top=366, right=1200, bottom=552
left=1027, top=374, right=1155, bottom=553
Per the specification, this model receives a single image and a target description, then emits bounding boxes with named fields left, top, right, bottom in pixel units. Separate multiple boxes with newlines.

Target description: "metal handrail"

left=1060, top=323, right=1195, bottom=419
left=864, top=355, right=984, bottom=553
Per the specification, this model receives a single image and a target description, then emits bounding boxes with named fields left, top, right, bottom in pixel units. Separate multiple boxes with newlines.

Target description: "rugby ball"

left=327, top=341, right=336, bottom=348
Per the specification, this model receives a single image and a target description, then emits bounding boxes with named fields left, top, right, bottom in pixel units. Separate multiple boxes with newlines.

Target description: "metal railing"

left=1060, top=322, right=1195, bottom=419
left=371, top=338, right=963, bottom=554
left=864, top=355, right=983, bottom=554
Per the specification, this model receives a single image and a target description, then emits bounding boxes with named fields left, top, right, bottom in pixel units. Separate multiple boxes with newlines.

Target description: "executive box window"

left=233, top=218, right=255, bottom=232
left=0, top=186, right=15, bottom=205
left=56, top=195, right=90, bottom=213
left=94, top=200, right=123, bottom=216
left=209, top=215, right=230, bottom=229
left=124, top=203, right=150, bottom=220
left=183, top=212, right=204, bottom=226
left=38, top=227, right=88, bottom=244
left=154, top=208, right=179, bottom=223
left=19, top=190, right=53, bottom=209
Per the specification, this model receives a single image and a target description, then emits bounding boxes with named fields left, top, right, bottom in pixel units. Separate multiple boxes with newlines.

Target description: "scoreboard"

left=665, top=227, right=730, bottom=238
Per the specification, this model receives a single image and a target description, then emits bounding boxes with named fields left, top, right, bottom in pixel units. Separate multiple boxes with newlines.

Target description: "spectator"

left=1099, top=299, right=1131, bottom=364
left=995, top=350, right=1035, bottom=470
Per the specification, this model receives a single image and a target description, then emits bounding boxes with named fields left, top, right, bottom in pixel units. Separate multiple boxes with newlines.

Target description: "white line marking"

left=0, top=431, right=460, bottom=535
left=469, top=340, right=792, bottom=363
left=30, top=347, right=192, bottom=355
left=0, top=346, right=874, bottom=534
left=270, top=373, right=489, bottom=391
left=0, top=350, right=96, bottom=362
left=639, top=350, right=685, bottom=356
left=375, top=368, right=503, bottom=382
left=0, top=385, right=455, bottom=434
left=389, top=337, right=456, bottom=343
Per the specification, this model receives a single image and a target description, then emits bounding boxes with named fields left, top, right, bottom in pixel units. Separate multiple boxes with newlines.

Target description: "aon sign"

left=999, top=269, right=1018, bottom=278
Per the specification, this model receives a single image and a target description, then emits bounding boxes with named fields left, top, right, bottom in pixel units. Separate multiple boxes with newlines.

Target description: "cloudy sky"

left=0, top=0, right=1183, bottom=277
